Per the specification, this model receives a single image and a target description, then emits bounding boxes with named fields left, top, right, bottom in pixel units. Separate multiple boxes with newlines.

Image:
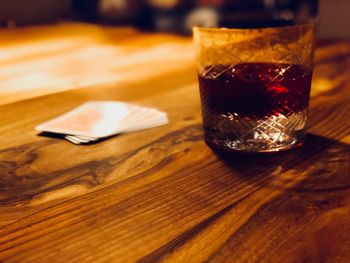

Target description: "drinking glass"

left=193, top=24, right=315, bottom=153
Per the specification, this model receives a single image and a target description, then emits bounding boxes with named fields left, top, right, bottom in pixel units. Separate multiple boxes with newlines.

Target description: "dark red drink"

left=198, top=63, right=313, bottom=152
left=199, top=63, right=312, bottom=118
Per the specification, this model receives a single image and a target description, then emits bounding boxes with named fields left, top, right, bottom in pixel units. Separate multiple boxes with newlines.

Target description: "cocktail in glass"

left=193, top=24, right=315, bottom=153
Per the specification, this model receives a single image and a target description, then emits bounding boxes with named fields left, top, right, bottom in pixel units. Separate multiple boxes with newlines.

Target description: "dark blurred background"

left=0, top=0, right=348, bottom=38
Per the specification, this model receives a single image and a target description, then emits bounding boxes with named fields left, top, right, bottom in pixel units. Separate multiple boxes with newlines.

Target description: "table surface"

left=0, top=23, right=350, bottom=263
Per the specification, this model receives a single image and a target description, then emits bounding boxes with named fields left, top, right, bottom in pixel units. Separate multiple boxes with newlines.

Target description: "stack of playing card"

left=35, top=101, right=168, bottom=144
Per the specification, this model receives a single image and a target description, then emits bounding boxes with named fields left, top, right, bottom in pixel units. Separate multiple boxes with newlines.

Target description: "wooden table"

left=0, top=23, right=350, bottom=262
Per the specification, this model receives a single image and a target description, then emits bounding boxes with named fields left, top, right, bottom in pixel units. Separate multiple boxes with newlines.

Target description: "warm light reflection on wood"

left=0, top=23, right=195, bottom=105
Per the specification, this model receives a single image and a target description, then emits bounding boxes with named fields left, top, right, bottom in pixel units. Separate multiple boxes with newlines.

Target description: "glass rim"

left=193, top=22, right=316, bottom=34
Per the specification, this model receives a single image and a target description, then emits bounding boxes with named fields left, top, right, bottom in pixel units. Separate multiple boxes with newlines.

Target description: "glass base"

left=205, top=135, right=304, bottom=153
left=203, top=111, right=307, bottom=153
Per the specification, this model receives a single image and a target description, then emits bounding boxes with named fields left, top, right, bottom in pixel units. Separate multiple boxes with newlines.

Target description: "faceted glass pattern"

left=194, top=24, right=315, bottom=153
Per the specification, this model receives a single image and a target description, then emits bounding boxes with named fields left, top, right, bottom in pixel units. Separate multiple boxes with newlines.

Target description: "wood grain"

left=0, top=24, right=349, bottom=262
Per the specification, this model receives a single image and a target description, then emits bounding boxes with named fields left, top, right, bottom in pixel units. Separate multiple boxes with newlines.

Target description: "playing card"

left=36, top=101, right=168, bottom=139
